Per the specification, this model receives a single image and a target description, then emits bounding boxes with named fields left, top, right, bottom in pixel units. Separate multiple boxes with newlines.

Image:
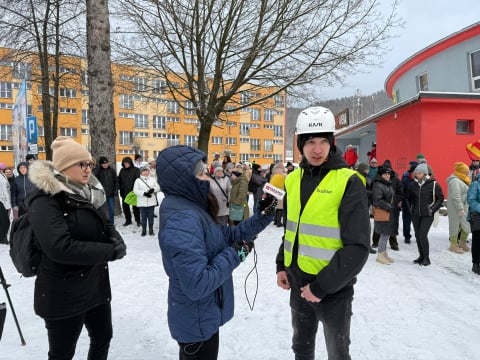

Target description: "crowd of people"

left=2, top=106, right=480, bottom=360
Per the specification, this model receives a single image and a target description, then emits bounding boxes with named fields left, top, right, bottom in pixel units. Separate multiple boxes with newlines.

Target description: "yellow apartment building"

left=0, top=48, right=286, bottom=168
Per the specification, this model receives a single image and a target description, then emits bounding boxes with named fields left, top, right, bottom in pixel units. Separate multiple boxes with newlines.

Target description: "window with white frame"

left=134, top=114, right=149, bottom=128
left=244, top=108, right=260, bottom=121
left=60, top=127, right=77, bottom=137
left=240, top=123, right=250, bottom=135
left=60, top=108, right=77, bottom=114
left=167, top=134, right=180, bottom=146
left=119, top=131, right=134, bottom=145
left=250, top=139, right=260, bottom=151
left=167, top=100, right=180, bottom=114
left=184, top=100, right=196, bottom=115
left=274, top=95, right=284, bottom=107
left=273, top=154, right=283, bottom=162
left=264, top=109, right=275, bottom=121
left=212, top=136, right=222, bottom=145
left=240, top=91, right=251, bottom=104
left=274, top=125, right=283, bottom=137
left=227, top=121, right=236, bottom=127
left=133, top=131, right=148, bottom=138
left=417, top=73, right=429, bottom=91
left=471, top=49, right=480, bottom=90
left=133, top=77, right=148, bottom=92
left=0, top=103, right=13, bottom=109
left=152, top=79, right=167, bottom=94
left=119, top=112, right=134, bottom=118
left=13, top=62, right=32, bottom=80
left=60, top=88, right=77, bottom=98
left=264, top=139, right=273, bottom=151
left=185, top=118, right=198, bottom=124
left=184, top=135, right=197, bottom=147
left=0, top=82, right=12, bottom=98
left=119, top=94, right=134, bottom=109
left=153, top=116, right=166, bottom=129
left=82, top=110, right=89, bottom=125
left=226, top=137, right=236, bottom=145
left=0, top=125, right=12, bottom=141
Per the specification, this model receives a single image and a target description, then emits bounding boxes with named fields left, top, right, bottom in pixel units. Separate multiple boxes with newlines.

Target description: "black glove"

left=231, top=241, right=254, bottom=262
left=258, top=194, right=278, bottom=216
left=148, top=188, right=155, bottom=194
left=111, top=237, right=127, bottom=261
left=143, top=192, right=152, bottom=198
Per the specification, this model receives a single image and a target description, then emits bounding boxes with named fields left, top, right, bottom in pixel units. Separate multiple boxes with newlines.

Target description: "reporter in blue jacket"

left=156, top=145, right=276, bottom=360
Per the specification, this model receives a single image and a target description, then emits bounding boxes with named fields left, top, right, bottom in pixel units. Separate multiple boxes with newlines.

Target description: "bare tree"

left=0, top=0, right=85, bottom=160
left=112, top=0, right=401, bottom=153
left=85, top=0, right=116, bottom=166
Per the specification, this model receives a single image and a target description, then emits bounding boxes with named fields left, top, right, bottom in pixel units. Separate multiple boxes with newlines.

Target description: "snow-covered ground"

left=1, top=194, right=480, bottom=359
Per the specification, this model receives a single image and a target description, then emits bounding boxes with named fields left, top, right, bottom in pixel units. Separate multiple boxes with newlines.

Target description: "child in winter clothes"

left=134, top=166, right=160, bottom=236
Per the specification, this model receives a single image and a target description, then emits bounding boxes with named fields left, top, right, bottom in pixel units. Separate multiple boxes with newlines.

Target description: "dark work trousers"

left=472, top=230, right=480, bottom=264
left=121, top=198, right=140, bottom=224
left=402, top=204, right=412, bottom=239
left=178, top=331, right=219, bottom=360
left=290, top=286, right=352, bottom=360
left=411, top=215, right=434, bottom=260
left=44, top=303, right=112, bottom=360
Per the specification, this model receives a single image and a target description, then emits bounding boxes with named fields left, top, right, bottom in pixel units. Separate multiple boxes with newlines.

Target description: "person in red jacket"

left=343, top=144, right=358, bottom=169
left=367, top=142, right=376, bottom=162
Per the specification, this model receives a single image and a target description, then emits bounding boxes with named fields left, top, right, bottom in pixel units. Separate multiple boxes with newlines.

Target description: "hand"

left=300, top=284, right=321, bottom=303
left=111, top=237, right=127, bottom=261
left=258, top=194, right=278, bottom=215
left=458, top=210, right=466, bottom=217
left=231, top=240, right=254, bottom=262
left=276, top=271, right=290, bottom=290
left=148, top=188, right=154, bottom=194
left=143, top=192, right=152, bottom=198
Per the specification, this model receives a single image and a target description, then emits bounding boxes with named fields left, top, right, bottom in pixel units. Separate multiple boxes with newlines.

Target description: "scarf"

left=55, top=172, right=106, bottom=209
left=454, top=171, right=471, bottom=186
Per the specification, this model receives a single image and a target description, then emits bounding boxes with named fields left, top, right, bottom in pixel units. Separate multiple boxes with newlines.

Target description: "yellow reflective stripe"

left=298, top=244, right=336, bottom=261
left=299, top=223, right=340, bottom=239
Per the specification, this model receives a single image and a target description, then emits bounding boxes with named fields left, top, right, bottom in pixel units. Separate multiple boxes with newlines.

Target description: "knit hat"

left=297, top=132, right=335, bottom=154
left=414, top=163, right=429, bottom=175
left=357, top=162, right=369, bottom=174
left=454, top=162, right=469, bottom=176
left=370, top=158, right=378, bottom=164
left=140, top=165, right=150, bottom=173
left=99, top=156, right=109, bottom=164
left=225, top=162, right=235, bottom=170
left=416, top=153, right=425, bottom=160
left=214, top=166, right=224, bottom=173
left=232, top=171, right=242, bottom=177
left=51, top=136, right=91, bottom=172
left=377, top=166, right=391, bottom=176
left=382, top=159, right=392, bottom=169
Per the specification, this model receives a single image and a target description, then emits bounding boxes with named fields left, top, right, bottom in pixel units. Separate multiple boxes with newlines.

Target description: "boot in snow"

left=458, top=240, right=470, bottom=252
left=141, top=225, right=147, bottom=237
left=448, top=243, right=464, bottom=254
left=376, top=252, right=391, bottom=265
left=384, top=251, right=394, bottom=263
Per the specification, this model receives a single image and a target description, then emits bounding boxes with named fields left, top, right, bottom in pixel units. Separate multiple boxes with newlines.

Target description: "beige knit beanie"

left=51, top=136, right=92, bottom=172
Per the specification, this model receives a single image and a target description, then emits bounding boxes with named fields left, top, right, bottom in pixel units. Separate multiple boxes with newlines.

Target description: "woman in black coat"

left=372, top=166, right=396, bottom=264
left=407, top=163, right=444, bottom=266
left=118, top=156, right=140, bottom=226
left=27, top=137, right=126, bottom=360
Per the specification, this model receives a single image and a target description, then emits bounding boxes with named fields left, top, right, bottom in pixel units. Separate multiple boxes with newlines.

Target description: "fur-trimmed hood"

left=28, top=160, right=105, bottom=207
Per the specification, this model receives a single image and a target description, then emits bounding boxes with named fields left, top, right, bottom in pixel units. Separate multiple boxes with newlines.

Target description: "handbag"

left=470, top=212, right=480, bottom=232
left=431, top=181, right=440, bottom=228
left=124, top=191, right=137, bottom=206
left=372, top=207, right=390, bottom=222
left=229, top=203, right=245, bottom=221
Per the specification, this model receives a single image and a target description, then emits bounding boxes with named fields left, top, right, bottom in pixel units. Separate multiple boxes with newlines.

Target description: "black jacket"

left=118, top=157, right=140, bottom=198
left=372, top=174, right=396, bottom=235
left=407, top=177, right=444, bottom=217
left=276, top=150, right=370, bottom=300
left=13, top=162, right=36, bottom=208
left=94, top=165, right=119, bottom=197
left=28, top=161, right=116, bottom=320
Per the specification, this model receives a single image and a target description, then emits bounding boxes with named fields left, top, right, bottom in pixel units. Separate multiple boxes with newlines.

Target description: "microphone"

left=263, top=173, right=286, bottom=200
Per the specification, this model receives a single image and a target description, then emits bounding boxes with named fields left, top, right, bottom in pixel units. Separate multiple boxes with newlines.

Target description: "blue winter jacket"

left=156, top=145, right=273, bottom=343
left=467, top=174, right=480, bottom=219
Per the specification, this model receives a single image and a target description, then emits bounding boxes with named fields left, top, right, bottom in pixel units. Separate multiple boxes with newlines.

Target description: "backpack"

left=9, top=212, right=41, bottom=277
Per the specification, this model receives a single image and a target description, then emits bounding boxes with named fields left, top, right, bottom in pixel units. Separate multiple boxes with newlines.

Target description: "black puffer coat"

left=27, top=161, right=116, bottom=320
left=407, top=177, right=444, bottom=217
left=118, top=157, right=139, bottom=198
left=372, top=174, right=396, bottom=235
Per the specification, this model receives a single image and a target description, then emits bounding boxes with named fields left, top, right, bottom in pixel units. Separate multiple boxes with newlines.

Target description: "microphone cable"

left=243, top=246, right=259, bottom=311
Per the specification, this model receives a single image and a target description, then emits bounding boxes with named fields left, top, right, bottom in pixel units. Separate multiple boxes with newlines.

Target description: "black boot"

left=420, top=257, right=431, bottom=266
left=149, top=226, right=154, bottom=236
left=413, top=256, right=423, bottom=264
left=371, top=232, right=380, bottom=248
left=123, top=220, right=132, bottom=226
left=390, top=235, right=399, bottom=251
left=472, top=263, right=480, bottom=274
left=141, top=225, right=146, bottom=237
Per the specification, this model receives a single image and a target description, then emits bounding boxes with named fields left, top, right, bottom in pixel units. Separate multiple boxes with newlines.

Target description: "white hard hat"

left=295, top=106, right=336, bottom=135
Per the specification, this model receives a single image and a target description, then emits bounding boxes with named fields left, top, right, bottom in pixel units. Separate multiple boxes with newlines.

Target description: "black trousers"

left=44, top=303, right=112, bottom=360
left=178, top=332, right=219, bottom=360
left=411, top=215, right=434, bottom=259
left=121, top=199, right=140, bottom=223
left=472, top=230, right=480, bottom=264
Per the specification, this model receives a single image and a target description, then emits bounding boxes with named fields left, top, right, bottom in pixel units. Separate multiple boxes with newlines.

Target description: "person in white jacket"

left=134, top=166, right=160, bottom=236
left=0, top=162, right=11, bottom=244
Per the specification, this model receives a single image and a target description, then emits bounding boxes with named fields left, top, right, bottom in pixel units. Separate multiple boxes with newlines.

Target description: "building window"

left=264, top=139, right=273, bottom=151
left=134, top=114, right=149, bottom=128
left=417, top=73, right=429, bottom=91
left=211, top=136, right=222, bottom=145
left=184, top=100, right=196, bottom=115
left=82, top=110, right=89, bottom=125
left=240, top=91, right=251, bottom=104
left=226, top=137, right=236, bottom=145
left=167, top=100, right=180, bottom=114
left=274, top=95, right=284, bottom=107
left=240, top=123, right=250, bottom=135
left=60, top=127, right=77, bottom=137
left=152, top=79, right=167, bottom=94
left=244, top=108, right=260, bottom=121
left=456, top=119, right=474, bottom=134
left=471, top=50, right=480, bottom=90
left=0, top=125, right=12, bottom=141
left=119, top=131, right=134, bottom=145
left=133, top=77, right=148, bottom=92
left=60, top=108, right=77, bottom=114
left=13, top=62, right=32, bottom=80
left=184, top=135, right=197, bottom=147
left=0, top=82, right=12, bottom=98
left=251, top=139, right=260, bottom=151
left=274, top=125, right=283, bottom=137
left=60, top=88, right=77, bottom=98
left=119, top=94, right=134, bottom=109
left=153, top=116, right=166, bottom=130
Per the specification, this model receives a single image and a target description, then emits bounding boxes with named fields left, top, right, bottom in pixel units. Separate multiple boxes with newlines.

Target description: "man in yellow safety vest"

left=275, top=106, right=370, bottom=360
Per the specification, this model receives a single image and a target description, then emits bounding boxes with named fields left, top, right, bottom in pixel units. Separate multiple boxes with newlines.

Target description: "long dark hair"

left=207, top=190, right=220, bottom=223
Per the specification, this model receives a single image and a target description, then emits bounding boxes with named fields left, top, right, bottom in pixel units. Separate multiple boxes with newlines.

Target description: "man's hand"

left=300, top=284, right=321, bottom=303
left=276, top=271, right=291, bottom=290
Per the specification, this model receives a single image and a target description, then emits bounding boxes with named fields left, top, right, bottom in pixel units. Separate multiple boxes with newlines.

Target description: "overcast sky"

left=319, top=0, right=480, bottom=100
